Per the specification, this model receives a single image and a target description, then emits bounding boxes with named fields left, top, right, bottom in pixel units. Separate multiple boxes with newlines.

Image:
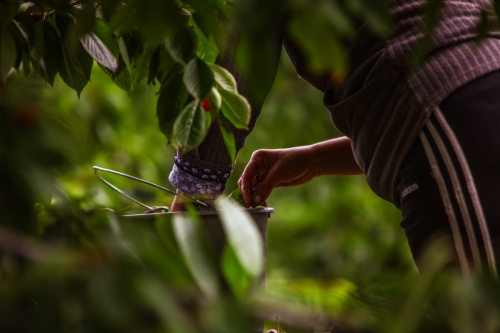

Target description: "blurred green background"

left=3, top=0, right=500, bottom=331
left=44, top=51, right=416, bottom=282
left=4, top=41, right=500, bottom=333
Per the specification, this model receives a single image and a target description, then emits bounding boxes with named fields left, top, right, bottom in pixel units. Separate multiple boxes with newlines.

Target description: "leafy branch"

left=0, top=0, right=251, bottom=160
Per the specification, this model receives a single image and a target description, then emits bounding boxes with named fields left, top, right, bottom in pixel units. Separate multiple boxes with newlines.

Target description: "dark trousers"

left=396, top=69, right=500, bottom=277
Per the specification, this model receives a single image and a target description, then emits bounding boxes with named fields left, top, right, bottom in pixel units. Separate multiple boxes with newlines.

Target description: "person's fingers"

left=251, top=165, right=281, bottom=205
left=239, top=159, right=262, bottom=205
left=239, top=149, right=288, bottom=206
left=240, top=177, right=256, bottom=206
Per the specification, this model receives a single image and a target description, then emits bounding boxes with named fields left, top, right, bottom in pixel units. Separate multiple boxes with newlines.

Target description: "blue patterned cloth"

left=168, top=156, right=231, bottom=199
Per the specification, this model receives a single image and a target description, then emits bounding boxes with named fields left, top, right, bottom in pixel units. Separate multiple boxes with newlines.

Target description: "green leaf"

left=59, top=40, right=93, bottom=97
left=39, top=21, right=63, bottom=85
left=116, top=32, right=155, bottom=88
left=80, top=32, right=118, bottom=72
left=55, top=12, right=93, bottom=96
left=113, top=62, right=132, bottom=92
left=173, top=99, right=206, bottom=151
left=148, top=46, right=161, bottom=84
left=184, top=0, right=221, bottom=39
left=73, top=0, right=96, bottom=37
left=157, top=47, right=177, bottom=80
left=98, top=0, right=122, bottom=22
left=172, top=211, right=219, bottom=299
left=221, top=245, right=252, bottom=299
left=117, top=36, right=131, bottom=68
left=219, top=89, right=250, bottom=130
left=157, top=69, right=186, bottom=141
left=0, top=25, right=16, bottom=85
left=92, top=18, right=120, bottom=57
left=130, top=47, right=154, bottom=88
left=8, top=21, right=28, bottom=72
left=108, top=2, right=138, bottom=37
left=165, top=27, right=197, bottom=65
left=218, top=115, right=236, bottom=163
left=207, top=86, right=222, bottom=111
left=214, top=197, right=264, bottom=278
left=189, top=15, right=219, bottom=63
left=208, top=63, right=237, bottom=92
left=134, top=0, right=179, bottom=45
left=183, top=57, right=214, bottom=99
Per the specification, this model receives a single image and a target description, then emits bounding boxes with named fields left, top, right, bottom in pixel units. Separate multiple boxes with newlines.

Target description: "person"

left=170, top=0, right=500, bottom=277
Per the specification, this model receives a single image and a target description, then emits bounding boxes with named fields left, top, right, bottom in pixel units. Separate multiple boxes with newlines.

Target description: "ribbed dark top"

left=325, top=0, right=500, bottom=202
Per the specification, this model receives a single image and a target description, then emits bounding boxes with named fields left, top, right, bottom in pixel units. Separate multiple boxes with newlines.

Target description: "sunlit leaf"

left=91, top=18, right=120, bottom=57
left=173, top=99, right=206, bottom=151
left=207, top=86, right=222, bottom=111
left=209, top=63, right=237, bottom=92
left=214, top=197, right=264, bottom=278
left=221, top=245, right=252, bottom=299
left=172, top=212, right=219, bottom=299
left=219, top=89, right=250, bottom=130
left=183, top=57, right=214, bottom=99
left=80, top=32, right=118, bottom=72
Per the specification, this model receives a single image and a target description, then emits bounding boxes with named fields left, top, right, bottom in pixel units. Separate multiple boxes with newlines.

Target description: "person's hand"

left=238, top=147, right=316, bottom=206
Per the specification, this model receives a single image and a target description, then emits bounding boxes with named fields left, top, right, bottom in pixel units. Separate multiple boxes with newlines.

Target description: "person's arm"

left=238, top=136, right=363, bottom=206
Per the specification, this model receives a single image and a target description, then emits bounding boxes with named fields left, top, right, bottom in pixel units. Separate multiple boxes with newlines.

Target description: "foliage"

left=2, top=0, right=500, bottom=333
left=0, top=0, right=251, bottom=158
left=0, top=73, right=265, bottom=333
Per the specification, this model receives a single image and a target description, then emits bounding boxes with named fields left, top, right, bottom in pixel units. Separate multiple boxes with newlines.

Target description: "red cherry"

left=201, top=99, right=211, bottom=111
